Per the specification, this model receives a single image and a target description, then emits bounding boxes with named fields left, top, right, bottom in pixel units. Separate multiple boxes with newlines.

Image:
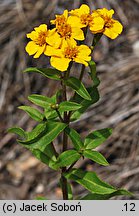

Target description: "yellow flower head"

left=90, top=8, right=123, bottom=39
left=51, top=10, right=68, bottom=27
left=45, top=40, right=91, bottom=71
left=68, top=4, right=93, bottom=28
left=47, top=10, right=84, bottom=48
left=26, top=24, right=50, bottom=58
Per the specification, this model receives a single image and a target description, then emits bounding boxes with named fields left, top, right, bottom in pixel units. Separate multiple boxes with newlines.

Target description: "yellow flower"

left=68, top=4, right=93, bottom=28
left=47, top=10, right=84, bottom=48
left=90, top=8, right=123, bottom=39
left=26, top=24, right=50, bottom=58
left=45, top=40, right=91, bottom=71
left=51, top=10, right=68, bottom=27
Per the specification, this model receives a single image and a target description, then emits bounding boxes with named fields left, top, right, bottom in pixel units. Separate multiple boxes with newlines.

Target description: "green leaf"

left=84, top=128, right=112, bottom=149
left=44, top=109, right=58, bottom=120
left=25, top=123, right=47, bottom=142
left=65, top=127, right=84, bottom=151
left=88, top=61, right=100, bottom=87
left=67, top=182, right=73, bottom=200
left=24, top=67, right=61, bottom=80
left=28, top=94, right=55, bottom=108
left=18, top=106, right=44, bottom=122
left=71, top=87, right=99, bottom=121
left=18, top=121, right=67, bottom=152
left=83, top=150, right=109, bottom=166
left=80, top=189, right=133, bottom=200
left=59, top=101, right=82, bottom=112
left=31, top=148, right=58, bottom=170
left=57, top=150, right=80, bottom=167
left=8, top=127, right=26, bottom=139
left=92, top=33, right=102, bottom=47
left=36, top=196, right=47, bottom=200
left=64, top=77, right=92, bottom=101
left=64, top=169, right=116, bottom=195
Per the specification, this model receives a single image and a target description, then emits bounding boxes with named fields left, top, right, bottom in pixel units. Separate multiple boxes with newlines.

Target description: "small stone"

left=133, top=40, right=139, bottom=57
left=35, top=184, right=44, bottom=193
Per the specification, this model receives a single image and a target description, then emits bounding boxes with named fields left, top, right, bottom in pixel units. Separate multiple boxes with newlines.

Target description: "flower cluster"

left=26, top=4, right=123, bottom=71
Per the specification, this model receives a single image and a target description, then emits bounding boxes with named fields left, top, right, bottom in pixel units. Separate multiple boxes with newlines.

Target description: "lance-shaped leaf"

left=44, top=109, right=58, bottom=120
left=84, top=128, right=112, bottom=149
left=88, top=61, right=100, bottom=87
left=65, top=127, right=84, bottom=151
left=80, top=189, right=132, bottom=200
left=64, top=169, right=116, bottom=195
left=28, top=94, right=55, bottom=108
left=59, top=101, right=82, bottom=112
left=25, top=123, right=47, bottom=142
left=67, top=182, right=73, bottom=200
left=71, top=86, right=99, bottom=121
left=64, top=77, right=92, bottom=101
left=24, top=67, right=61, bottom=80
left=57, top=150, right=80, bottom=167
left=8, top=127, right=26, bottom=139
left=18, top=121, right=67, bottom=152
left=83, top=150, right=109, bottom=166
left=18, top=106, right=44, bottom=122
left=31, top=148, right=58, bottom=170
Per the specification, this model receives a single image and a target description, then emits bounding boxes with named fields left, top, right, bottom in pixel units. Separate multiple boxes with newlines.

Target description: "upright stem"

left=60, top=34, right=103, bottom=199
left=67, top=64, right=85, bottom=121
left=60, top=71, right=69, bottom=200
left=79, top=64, right=85, bottom=81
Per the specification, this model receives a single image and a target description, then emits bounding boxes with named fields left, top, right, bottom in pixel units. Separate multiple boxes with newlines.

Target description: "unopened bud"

left=51, top=104, right=59, bottom=110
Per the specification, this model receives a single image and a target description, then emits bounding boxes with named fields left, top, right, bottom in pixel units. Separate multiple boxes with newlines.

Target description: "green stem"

left=91, top=33, right=102, bottom=50
left=79, top=64, right=85, bottom=81
left=61, top=33, right=103, bottom=199
left=66, top=160, right=77, bottom=173
left=51, top=142, right=58, bottom=157
left=60, top=69, right=71, bottom=200
left=56, top=109, right=64, bottom=122
left=67, top=64, right=85, bottom=121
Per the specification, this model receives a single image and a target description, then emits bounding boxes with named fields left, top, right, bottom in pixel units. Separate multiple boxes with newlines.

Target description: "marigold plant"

left=8, top=4, right=132, bottom=200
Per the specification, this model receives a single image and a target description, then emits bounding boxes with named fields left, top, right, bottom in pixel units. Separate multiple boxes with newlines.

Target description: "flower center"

left=80, top=14, right=92, bottom=26
left=64, top=46, right=78, bottom=59
left=55, top=15, right=67, bottom=27
left=57, top=23, right=72, bottom=38
left=35, top=31, right=47, bottom=46
left=104, top=17, right=114, bottom=28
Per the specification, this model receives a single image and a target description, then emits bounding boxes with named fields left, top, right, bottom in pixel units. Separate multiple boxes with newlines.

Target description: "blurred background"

left=0, top=0, right=139, bottom=199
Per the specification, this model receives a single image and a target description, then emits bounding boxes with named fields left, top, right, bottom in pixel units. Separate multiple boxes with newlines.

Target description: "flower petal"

left=74, top=57, right=89, bottom=66
left=25, top=41, right=38, bottom=56
left=79, top=4, right=90, bottom=15
left=44, top=46, right=63, bottom=57
left=70, top=4, right=90, bottom=16
left=104, top=20, right=123, bottom=39
left=27, top=31, right=37, bottom=40
left=34, top=45, right=45, bottom=58
left=78, top=45, right=91, bottom=59
left=104, top=28, right=117, bottom=39
left=112, top=20, right=123, bottom=34
left=72, top=27, right=84, bottom=40
left=63, top=10, right=68, bottom=20
left=97, top=8, right=114, bottom=18
left=90, top=17, right=104, bottom=33
left=47, top=29, right=61, bottom=48
left=50, top=57, right=71, bottom=71
left=67, top=16, right=83, bottom=28
left=34, top=24, right=47, bottom=32
left=64, top=38, right=77, bottom=47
